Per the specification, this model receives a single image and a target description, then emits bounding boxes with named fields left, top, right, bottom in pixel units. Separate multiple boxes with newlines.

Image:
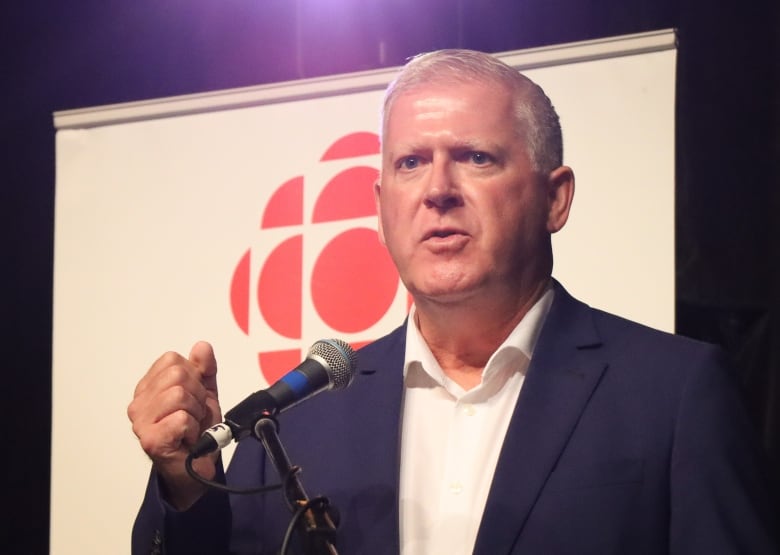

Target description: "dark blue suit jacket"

left=133, top=282, right=777, bottom=554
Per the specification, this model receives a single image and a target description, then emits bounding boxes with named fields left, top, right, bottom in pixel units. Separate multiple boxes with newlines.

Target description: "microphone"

left=190, top=338, right=357, bottom=458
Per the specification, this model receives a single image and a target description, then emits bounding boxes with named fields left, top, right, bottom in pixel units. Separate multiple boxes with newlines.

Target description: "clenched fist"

left=128, top=341, right=222, bottom=509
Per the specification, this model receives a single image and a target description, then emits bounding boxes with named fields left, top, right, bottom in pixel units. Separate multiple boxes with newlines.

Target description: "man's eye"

left=469, top=152, right=491, bottom=165
left=400, top=156, right=420, bottom=170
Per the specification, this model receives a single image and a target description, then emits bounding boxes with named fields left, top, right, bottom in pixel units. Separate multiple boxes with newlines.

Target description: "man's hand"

left=128, top=341, right=222, bottom=510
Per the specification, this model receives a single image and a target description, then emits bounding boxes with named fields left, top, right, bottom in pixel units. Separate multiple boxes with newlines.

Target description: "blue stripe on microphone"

left=280, top=371, right=308, bottom=396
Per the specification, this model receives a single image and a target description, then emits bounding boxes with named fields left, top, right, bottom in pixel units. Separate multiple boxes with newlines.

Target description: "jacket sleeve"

left=131, top=463, right=232, bottom=555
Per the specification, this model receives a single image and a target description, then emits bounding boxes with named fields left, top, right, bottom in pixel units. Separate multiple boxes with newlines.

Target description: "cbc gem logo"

left=229, top=131, right=408, bottom=384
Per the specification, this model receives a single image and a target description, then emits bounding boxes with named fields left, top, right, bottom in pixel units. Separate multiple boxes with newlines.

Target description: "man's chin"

left=410, top=283, right=478, bottom=306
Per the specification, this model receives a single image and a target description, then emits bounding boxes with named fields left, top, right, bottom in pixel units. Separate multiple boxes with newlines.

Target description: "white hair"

left=381, top=49, right=563, bottom=175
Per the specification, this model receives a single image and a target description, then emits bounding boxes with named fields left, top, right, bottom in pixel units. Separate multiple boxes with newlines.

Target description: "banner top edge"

left=53, top=29, right=676, bottom=131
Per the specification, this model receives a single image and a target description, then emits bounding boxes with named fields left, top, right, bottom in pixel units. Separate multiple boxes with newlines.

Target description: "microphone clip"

left=190, top=407, right=279, bottom=459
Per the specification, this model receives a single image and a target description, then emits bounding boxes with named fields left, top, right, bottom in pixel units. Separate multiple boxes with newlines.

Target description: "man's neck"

left=413, top=278, right=551, bottom=390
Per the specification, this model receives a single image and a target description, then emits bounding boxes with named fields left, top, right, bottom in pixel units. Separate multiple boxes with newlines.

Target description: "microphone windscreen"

left=309, top=338, right=357, bottom=390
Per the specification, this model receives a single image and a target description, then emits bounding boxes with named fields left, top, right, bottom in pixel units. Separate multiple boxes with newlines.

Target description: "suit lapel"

left=343, top=324, right=406, bottom=553
left=473, top=283, right=607, bottom=555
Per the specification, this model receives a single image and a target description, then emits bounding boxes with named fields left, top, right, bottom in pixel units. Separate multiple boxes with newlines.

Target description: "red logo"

left=229, top=132, right=406, bottom=384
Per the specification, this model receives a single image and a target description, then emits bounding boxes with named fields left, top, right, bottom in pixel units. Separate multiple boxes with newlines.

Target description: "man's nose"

left=423, top=159, right=462, bottom=211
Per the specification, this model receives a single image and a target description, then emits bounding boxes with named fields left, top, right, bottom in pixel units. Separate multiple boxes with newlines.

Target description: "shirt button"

left=449, top=482, right=463, bottom=495
left=463, top=404, right=476, bottom=416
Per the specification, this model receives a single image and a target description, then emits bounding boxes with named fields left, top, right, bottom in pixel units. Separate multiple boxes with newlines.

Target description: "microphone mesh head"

left=308, top=338, right=357, bottom=390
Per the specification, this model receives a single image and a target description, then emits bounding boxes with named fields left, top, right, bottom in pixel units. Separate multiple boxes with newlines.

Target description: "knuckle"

left=138, top=435, right=153, bottom=453
left=131, top=420, right=142, bottom=439
left=159, top=350, right=182, bottom=365
left=154, top=351, right=184, bottom=374
left=166, top=364, right=191, bottom=384
left=168, top=383, right=188, bottom=403
left=126, top=400, right=137, bottom=421
left=171, top=408, right=197, bottom=433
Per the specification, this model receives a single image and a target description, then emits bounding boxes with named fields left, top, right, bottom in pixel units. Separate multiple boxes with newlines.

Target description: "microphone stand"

left=254, top=415, right=339, bottom=555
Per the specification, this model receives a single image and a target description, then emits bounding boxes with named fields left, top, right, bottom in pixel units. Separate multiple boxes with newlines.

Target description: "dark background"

left=2, top=0, right=777, bottom=552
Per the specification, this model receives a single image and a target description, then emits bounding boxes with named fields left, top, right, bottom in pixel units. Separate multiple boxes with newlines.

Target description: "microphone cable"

left=184, top=451, right=284, bottom=496
left=184, top=453, right=338, bottom=554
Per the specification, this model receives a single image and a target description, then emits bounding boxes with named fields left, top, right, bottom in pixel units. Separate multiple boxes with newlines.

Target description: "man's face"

left=376, top=81, right=561, bottom=306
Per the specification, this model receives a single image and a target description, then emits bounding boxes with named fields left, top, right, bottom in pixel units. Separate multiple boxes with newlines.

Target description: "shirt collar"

left=403, top=285, right=555, bottom=398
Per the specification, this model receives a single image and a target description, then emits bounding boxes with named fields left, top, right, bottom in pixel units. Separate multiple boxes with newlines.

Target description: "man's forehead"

left=388, top=81, right=511, bottom=120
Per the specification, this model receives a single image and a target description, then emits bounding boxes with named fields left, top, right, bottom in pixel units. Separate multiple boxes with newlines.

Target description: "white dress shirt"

left=399, top=288, right=554, bottom=555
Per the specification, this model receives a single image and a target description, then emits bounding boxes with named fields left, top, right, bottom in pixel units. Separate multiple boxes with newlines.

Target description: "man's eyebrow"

left=384, top=142, right=428, bottom=158
left=452, top=139, right=502, bottom=150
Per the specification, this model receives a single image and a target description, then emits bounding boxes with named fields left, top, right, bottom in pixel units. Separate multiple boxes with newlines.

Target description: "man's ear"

left=545, top=166, right=575, bottom=233
left=374, top=181, right=386, bottom=245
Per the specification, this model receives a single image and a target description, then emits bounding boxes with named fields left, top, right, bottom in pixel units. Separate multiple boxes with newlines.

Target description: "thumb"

left=189, top=341, right=218, bottom=397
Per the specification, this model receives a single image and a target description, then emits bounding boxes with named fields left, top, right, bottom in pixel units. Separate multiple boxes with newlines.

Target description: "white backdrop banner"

left=52, top=30, right=676, bottom=553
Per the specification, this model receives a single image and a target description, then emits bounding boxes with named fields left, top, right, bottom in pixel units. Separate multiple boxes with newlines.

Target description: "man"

left=128, top=49, right=776, bottom=554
